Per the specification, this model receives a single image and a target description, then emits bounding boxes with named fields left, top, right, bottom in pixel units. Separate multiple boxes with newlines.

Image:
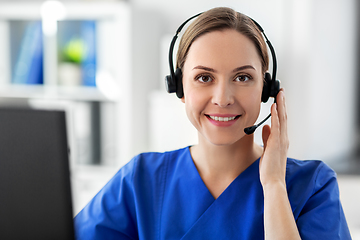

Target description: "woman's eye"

left=196, top=75, right=213, bottom=83
left=235, top=75, right=252, bottom=82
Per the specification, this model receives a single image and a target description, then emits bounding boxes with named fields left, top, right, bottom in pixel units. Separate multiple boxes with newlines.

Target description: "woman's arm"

left=260, top=89, right=301, bottom=240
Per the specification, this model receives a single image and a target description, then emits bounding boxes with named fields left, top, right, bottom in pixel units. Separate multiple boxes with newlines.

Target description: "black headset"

left=165, top=12, right=280, bottom=134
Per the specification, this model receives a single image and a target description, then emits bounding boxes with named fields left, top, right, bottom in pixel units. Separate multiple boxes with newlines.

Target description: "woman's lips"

left=205, top=114, right=241, bottom=126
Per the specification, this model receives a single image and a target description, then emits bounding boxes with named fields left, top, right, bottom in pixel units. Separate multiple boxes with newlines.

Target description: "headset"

left=165, top=12, right=280, bottom=135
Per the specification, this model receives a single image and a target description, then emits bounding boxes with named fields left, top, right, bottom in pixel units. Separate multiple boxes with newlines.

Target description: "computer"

left=0, top=108, right=75, bottom=240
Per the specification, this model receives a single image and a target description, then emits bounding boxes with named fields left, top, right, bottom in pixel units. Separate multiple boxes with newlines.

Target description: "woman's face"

left=181, top=29, right=264, bottom=146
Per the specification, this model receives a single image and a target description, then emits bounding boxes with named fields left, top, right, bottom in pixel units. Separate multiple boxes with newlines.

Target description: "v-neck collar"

left=173, top=147, right=264, bottom=240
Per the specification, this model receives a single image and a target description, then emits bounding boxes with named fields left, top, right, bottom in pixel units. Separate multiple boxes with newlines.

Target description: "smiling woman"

left=74, top=7, right=352, bottom=240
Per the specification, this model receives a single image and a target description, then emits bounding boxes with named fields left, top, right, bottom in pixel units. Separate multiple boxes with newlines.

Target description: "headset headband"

left=168, top=13, right=277, bottom=85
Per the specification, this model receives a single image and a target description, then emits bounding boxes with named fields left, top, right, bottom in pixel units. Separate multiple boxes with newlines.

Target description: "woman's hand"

left=260, top=89, right=301, bottom=240
left=260, top=89, right=300, bottom=240
left=260, top=88, right=289, bottom=187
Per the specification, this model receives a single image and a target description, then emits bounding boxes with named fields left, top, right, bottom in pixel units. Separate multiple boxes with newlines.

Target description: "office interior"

left=0, top=0, right=359, bottom=238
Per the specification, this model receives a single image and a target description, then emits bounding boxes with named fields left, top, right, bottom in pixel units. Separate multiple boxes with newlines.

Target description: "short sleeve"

left=296, top=163, right=352, bottom=240
left=74, top=158, right=139, bottom=240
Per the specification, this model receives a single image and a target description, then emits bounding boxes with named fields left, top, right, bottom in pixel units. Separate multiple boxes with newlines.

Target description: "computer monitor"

left=0, top=108, right=74, bottom=240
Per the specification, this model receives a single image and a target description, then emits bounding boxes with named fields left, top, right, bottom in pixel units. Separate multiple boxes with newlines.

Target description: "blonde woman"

left=75, top=7, right=351, bottom=240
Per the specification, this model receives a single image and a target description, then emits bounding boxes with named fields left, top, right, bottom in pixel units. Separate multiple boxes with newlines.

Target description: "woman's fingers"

left=260, top=88, right=289, bottom=186
left=276, top=89, right=287, bottom=135
left=263, top=88, right=287, bottom=148
left=270, top=101, right=280, bottom=137
left=276, top=89, right=289, bottom=150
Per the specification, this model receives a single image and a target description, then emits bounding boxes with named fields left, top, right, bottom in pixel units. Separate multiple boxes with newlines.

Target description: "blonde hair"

left=176, top=7, right=269, bottom=74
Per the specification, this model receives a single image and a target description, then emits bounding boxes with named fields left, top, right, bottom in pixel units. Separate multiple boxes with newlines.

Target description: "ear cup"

left=165, top=74, right=176, bottom=94
left=270, top=79, right=280, bottom=98
left=175, top=68, right=183, bottom=98
left=164, top=68, right=183, bottom=98
left=261, top=72, right=281, bottom=103
left=261, top=72, right=272, bottom=103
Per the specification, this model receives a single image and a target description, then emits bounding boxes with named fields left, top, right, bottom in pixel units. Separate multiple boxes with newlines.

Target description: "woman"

left=74, top=7, right=351, bottom=239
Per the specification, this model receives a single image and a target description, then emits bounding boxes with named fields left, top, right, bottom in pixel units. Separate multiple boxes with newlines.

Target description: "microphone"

left=244, top=112, right=271, bottom=135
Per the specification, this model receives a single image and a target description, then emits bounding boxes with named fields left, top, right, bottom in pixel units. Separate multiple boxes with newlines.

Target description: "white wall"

left=130, top=0, right=358, bottom=161
left=283, top=0, right=357, bottom=160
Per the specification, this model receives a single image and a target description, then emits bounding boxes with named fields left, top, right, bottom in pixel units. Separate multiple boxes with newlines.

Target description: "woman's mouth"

left=205, top=114, right=241, bottom=126
left=207, top=115, right=238, bottom=122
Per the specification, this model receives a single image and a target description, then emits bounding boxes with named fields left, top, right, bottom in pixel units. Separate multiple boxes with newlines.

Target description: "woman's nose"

left=211, top=82, right=235, bottom=107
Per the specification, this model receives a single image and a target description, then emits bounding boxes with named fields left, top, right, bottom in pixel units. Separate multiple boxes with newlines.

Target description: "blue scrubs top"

left=74, top=146, right=351, bottom=239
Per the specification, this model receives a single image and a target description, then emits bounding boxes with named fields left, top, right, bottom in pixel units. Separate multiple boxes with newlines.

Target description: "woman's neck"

left=190, top=134, right=263, bottom=183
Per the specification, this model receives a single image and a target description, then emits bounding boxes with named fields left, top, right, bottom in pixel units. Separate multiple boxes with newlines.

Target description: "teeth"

left=209, top=116, right=237, bottom=122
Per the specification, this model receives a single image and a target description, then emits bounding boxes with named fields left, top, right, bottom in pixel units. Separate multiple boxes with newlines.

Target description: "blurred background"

left=0, top=0, right=359, bottom=238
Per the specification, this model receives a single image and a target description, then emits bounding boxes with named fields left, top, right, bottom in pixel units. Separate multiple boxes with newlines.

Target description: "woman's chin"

left=201, top=133, right=251, bottom=147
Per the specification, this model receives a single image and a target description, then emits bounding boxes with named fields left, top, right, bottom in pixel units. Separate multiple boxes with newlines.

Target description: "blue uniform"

left=74, top=146, right=351, bottom=239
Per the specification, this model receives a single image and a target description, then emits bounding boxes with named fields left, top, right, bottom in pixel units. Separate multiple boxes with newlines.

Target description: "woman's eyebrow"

left=192, top=65, right=216, bottom=72
left=232, top=65, right=256, bottom=72
left=192, top=65, right=256, bottom=72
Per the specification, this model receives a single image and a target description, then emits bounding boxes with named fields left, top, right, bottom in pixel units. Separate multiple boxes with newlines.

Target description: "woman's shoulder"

left=135, top=146, right=190, bottom=160
left=285, top=157, right=336, bottom=184
left=118, top=146, right=191, bottom=180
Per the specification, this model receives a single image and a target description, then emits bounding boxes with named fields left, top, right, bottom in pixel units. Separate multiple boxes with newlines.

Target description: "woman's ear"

left=181, top=96, right=185, bottom=103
